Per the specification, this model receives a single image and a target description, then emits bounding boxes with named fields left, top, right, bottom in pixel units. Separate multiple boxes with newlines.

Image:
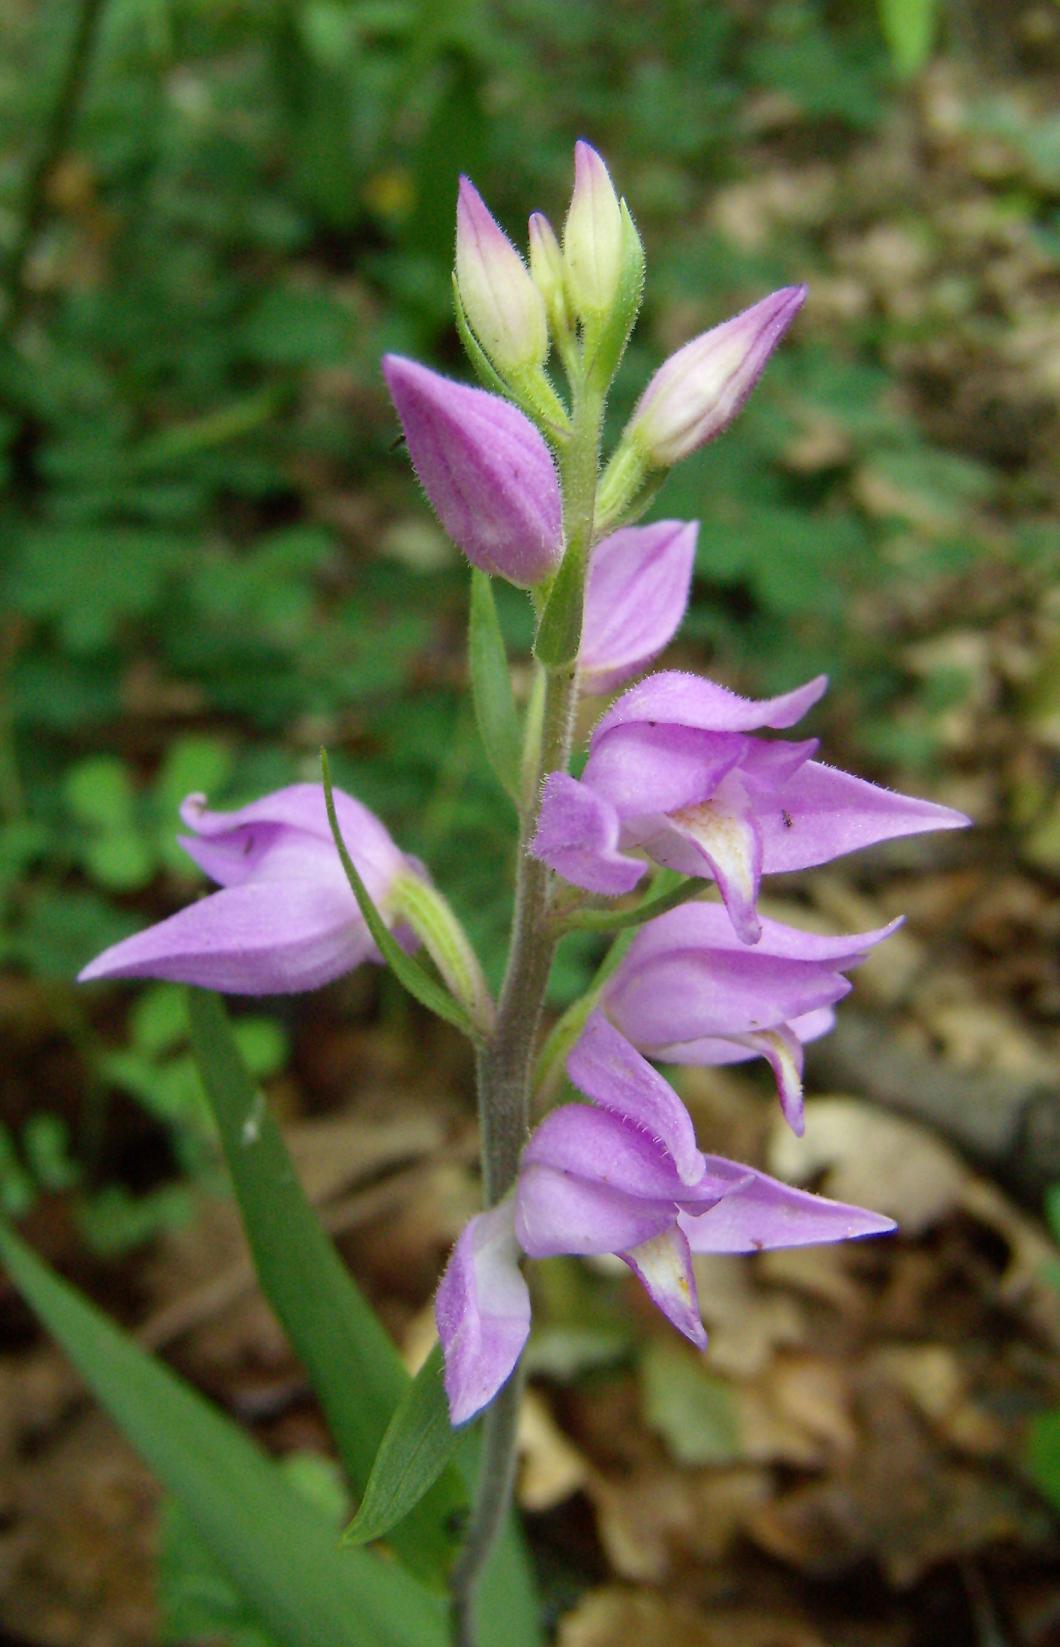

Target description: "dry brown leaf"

left=768, top=1099, right=969, bottom=1233
left=745, top=1374, right=1049, bottom=1587
left=588, top=1465, right=772, bottom=1579
left=762, top=1354, right=860, bottom=1461
left=2, top=1412, right=156, bottom=1647
left=692, top=1255, right=806, bottom=1378
left=869, top=1344, right=1003, bottom=1454
left=517, top=1389, right=590, bottom=1512
left=558, top=1586, right=830, bottom=1647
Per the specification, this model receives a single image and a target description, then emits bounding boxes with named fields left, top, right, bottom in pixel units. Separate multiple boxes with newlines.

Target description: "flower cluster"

left=437, top=1012, right=896, bottom=1424
left=79, top=143, right=969, bottom=1436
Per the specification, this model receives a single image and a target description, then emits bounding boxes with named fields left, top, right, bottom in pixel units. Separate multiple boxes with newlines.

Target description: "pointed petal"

left=618, top=900, right=903, bottom=967
left=567, top=1012, right=705, bottom=1185
left=78, top=881, right=369, bottom=995
left=679, top=1157, right=896, bottom=1253
left=179, top=784, right=406, bottom=893
left=647, top=1005, right=837, bottom=1068
left=579, top=521, right=697, bottom=695
left=563, top=141, right=624, bottom=319
left=628, top=286, right=807, bottom=463
left=435, top=1202, right=531, bottom=1426
left=757, top=760, right=970, bottom=874
left=592, top=669, right=828, bottom=741
left=604, top=927, right=852, bottom=1048
left=622, top=1225, right=706, bottom=1346
left=530, top=772, right=646, bottom=895
left=516, top=1161, right=675, bottom=1258
left=455, top=175, right=547, bottom=374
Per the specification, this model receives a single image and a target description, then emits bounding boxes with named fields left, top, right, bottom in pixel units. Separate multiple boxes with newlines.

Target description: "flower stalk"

left=448, top=364, right=605, bottom=1646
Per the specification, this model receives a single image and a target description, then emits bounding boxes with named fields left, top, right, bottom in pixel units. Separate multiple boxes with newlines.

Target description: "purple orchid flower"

left=531, top=669, right=969, bottom=944
left=382, top=355, right=564, bottom=587
left=578, top=520, right=697, bottom=695
left=592, top=905, right=901, bottom=1134
left=436, top=1028, right=894, bottom=1424
left=79, top=784, right=421, bottom=995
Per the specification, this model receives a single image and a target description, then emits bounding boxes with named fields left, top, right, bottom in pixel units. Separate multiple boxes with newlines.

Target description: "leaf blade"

left=345, top=1340, right=459, bottom=1548
left=469, top=570, right=523, bottom=802
left=187, top=988, right=465, bottom=1585
left=321, top=750, right=475, bottom=1036
left=0, top=1217, right=446, bottom=1647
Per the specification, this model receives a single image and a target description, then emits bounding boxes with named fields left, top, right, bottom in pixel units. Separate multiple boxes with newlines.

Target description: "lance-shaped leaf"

left=534, top=534, right=585, bottom=670
left=0, top=1218, right=446, bottom=1647
left=321, top=750, right=475, bottom=1038
left=345, top=1341, right=459, bottom=1548
left=188, top=989, right=465, bottom=1585
left=469, top=570, right=523, bottom=802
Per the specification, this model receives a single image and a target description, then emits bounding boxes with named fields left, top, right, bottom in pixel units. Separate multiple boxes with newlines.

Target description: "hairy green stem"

left=449, top=379, right=604, bottom=1646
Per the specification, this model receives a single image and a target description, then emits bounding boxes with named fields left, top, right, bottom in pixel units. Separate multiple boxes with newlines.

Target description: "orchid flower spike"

left=531, top=669, right=969, bottom=944
left=436, top=1031, right=895, bottom=1424
left=594, top=908, right=903, bottom=1135
left=578, top=520, right=697, bottom=695
left=382, top=355, right=564, bottom=587
left=79, top=784, right=422, bottom=995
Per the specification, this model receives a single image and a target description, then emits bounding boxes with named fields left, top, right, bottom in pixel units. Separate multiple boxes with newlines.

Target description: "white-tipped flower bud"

left=562, top=141, right=624, bottom=324
left=628, top=286, right=807, bottom=467
left=455, top=176, right=548, bottom=376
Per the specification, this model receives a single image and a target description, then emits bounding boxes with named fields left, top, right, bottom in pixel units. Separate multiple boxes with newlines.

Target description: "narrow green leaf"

left=560, top=875, right=703, bottom=933
left=469, top=570, right=523, bottom=801
left=321, top=750, right=474, bottom=1036
left=1026, top=1408, right=1060, bottom=1514
left=533, top=542, right=585, bottom=670
left=187, top=989, right=465, bottom=1586
left=0, top=1218, right=446, bottom=1647
left=345, top=1341, right=459, bottom=1547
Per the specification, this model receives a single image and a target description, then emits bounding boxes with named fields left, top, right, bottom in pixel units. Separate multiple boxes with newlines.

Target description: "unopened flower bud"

left=562, top=141, right=624, bottom=324
left=455, top=176, right=548, bottom=377
left=528, top=211, right=571, bottom=340
left=383, top=355, right=564, bottom=587
left=628, top=285, right=807, bottom=467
